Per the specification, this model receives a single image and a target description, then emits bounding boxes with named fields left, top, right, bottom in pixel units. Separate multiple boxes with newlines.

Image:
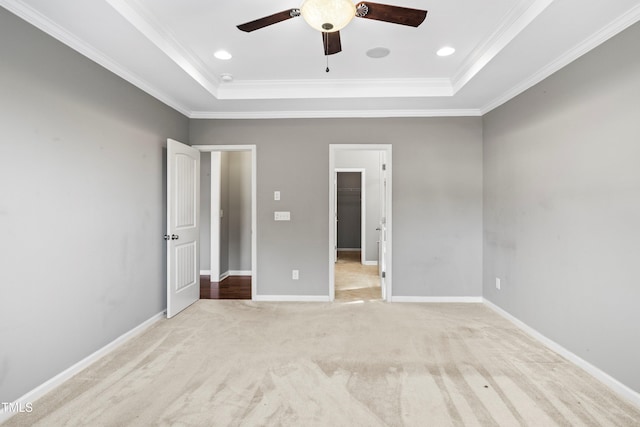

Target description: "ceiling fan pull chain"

left=325, top=35, right=330, bottom=72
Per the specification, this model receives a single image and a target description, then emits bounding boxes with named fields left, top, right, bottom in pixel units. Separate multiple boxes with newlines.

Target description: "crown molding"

left=480, top=3, right=640, bottom=115
left=0, top=0, right=192, bottom=117
left=216, top=78, right=453, bottom=100
left=451, top=0, right=555, bottom=94
left=105, top=0, right=221, bottom=97
left=190, top=108, right=481, bottom=120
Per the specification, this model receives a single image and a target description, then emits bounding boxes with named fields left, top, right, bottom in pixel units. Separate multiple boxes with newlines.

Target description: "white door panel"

left=167, top=139, right=200, bottom=318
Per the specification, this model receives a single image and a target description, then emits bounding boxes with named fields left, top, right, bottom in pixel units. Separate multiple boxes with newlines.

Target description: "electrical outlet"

left=496, top=277, right=501, bottom=290
left=292, top=270, right=299, bottom=280
left=274, top=191, right=281, bottom=201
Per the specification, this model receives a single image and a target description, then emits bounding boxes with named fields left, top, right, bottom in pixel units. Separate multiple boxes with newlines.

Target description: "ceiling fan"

left=237, top=0, right=428, bottom=56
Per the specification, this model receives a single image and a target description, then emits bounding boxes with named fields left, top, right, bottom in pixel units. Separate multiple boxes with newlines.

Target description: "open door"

left=379, top=156, right=388, bottom=300
left=166, top=139, right=200, bottom=318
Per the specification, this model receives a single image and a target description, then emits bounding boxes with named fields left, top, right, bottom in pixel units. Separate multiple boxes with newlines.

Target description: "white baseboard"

left=337, top=248, right=361, bottom=252
left=0, top=311, right=165, bottom=424
left=201, top=271, right=251, bottom=281
left=391, top=296, right=483, bottom=303
left=228, top=270, right=252, bottom=276
left=483, top=299, right=640, bottom=409
left=363, top=261, right=379, bottom=266
left=253, top=295, right=331, bottom=302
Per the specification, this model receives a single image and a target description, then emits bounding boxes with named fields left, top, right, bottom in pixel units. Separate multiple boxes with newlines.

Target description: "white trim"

left=483, top=299, right=640, bottom=409
left=194, top=145, right=256, bottom=152
left=0, top=0, right=191, bottom=117
left=363, top=261, right=379, bottom=266
left=0, top=311, right=164, bottom=424
left=105, top=0, right=220, bottom=97
left=228, top=270, right=252, bottom=276
left=253, top=295, right=331, bottom=302
left=480, top=3, right=640, bottom=114
left=193, top=145, right=258, bottom=300
left=452, top=0, right=554, bottom=93
left=391, top=296, right=483, bottom=303
left=216, top=77, right=452, bottom=100
left=190, top=109, right=482, bottom=120
left=337, top=248, right=362, bottom=252
left=202, top=271, right=252, bottom=282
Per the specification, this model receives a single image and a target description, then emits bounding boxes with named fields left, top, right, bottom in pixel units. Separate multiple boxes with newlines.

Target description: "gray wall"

left=191, top=117, right=483, bottom=297
left=228, top=151, right=252, bottom=272
left=200, top=152, right=211, bottom=270
left=0, top=8, right=189, bottom=403
left=220, top=152, right=230, bottom=275
left=336, top=150, right=383, bottom=262
left=483, top=22, right=640, bottom=393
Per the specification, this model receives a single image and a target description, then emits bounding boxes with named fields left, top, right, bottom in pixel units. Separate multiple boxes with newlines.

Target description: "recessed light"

left=220, top=73, right=234, bottom=82
left=437, top=46, right=455, bottom=57
left=366, top=47, right=390, bottom=59
left=214, top=50, right=232, bottom=60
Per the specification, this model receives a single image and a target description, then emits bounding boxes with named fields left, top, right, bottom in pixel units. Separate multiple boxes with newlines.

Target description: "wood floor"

left=200, top=275, right=251, bottom=299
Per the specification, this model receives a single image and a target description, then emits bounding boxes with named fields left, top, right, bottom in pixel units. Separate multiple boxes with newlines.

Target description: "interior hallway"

left=335, top=250, right=382, bottom=301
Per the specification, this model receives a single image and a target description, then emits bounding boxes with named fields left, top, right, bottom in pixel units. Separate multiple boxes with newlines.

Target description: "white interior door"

left=334, top=172, right=338, bottom=262
left=166, top=139, right=200, bottom=318
left=379, top=156, right=388, bottom=300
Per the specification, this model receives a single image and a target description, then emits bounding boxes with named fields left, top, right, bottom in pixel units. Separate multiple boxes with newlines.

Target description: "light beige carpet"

left=335, top=251, right=381, bottom=301
left=4, top=301, right=640, bottom=426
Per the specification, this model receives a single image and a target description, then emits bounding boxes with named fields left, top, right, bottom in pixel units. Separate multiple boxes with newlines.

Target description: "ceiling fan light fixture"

left=300, top=0, right=356, bottom=32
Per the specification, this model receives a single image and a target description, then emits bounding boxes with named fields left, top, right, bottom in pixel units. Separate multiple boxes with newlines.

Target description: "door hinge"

left=381, top=271, right=386, bottom=278
left=382, top=164, right=386, bottom=171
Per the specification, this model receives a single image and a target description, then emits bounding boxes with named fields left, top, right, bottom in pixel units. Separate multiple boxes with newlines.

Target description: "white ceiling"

left=2, top=0, right=639, bottom=118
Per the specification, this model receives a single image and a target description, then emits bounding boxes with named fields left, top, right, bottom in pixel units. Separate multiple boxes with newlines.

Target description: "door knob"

left=171, top=234, right=179, bottom=240
left=163, top=234, right=170, bottom=241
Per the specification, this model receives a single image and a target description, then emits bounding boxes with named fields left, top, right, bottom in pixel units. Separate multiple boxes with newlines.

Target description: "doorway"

left=334, top=169, right=380, bottom=301
left=195, top=145, right=257, bottom=300
left=329, top=145, right=392, bottom=302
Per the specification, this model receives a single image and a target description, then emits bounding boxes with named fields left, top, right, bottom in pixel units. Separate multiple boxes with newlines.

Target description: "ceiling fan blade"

left=355, top=2, right=427, bottom=27
left=237, top=9, right=299, bottom=32
left=322, top=31, right=342, bottom=55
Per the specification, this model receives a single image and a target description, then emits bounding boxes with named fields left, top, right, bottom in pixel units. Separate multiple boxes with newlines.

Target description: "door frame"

left=194, top=145, right=257, bottom=300
left=329, top=144, right=392, bottom=302
left=335, top=168, right=366, bottom=265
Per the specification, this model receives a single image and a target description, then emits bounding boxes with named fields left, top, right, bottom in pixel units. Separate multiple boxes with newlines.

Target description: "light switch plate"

left=274, top=211, right=291, bottom=221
